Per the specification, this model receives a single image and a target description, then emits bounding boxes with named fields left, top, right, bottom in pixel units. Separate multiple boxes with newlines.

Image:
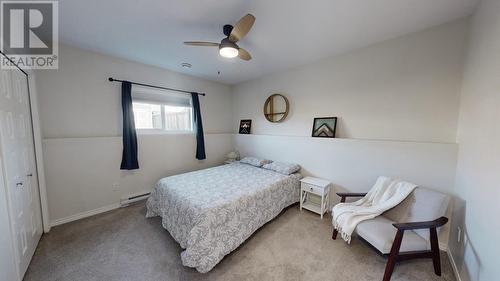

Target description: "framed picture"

left=311, top=117, right=337, bottom=138
left=239, top=119, right=252, bottom=134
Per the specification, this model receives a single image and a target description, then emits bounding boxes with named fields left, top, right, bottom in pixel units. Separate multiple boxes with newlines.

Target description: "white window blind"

left=132, top=85, right=191, bottom=107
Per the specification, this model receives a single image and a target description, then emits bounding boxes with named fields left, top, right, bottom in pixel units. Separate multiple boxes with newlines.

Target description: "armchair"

left=332, top=188, right=450, bottom=281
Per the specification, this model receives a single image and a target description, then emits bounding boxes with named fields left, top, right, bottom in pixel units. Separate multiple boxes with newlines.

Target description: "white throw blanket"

left=332, top=176, right=417, bottom=243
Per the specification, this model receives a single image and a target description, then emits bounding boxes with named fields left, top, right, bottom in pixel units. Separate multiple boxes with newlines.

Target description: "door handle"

left=26, top=173, right=33, bottom=177
left=16, top=182, right=23, bottom=187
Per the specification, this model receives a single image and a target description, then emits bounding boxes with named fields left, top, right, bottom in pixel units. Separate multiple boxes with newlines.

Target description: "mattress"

left=146, top=162, right=301, bottom=273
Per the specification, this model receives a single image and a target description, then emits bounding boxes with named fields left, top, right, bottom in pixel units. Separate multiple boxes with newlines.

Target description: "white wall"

left=35, top=45, right=234, bottom=224
left=232, top=20, right=469, bottom=247
left=43, top=134, right=232, bottom=225
left=450, top=0, right=500, bottom=280
left=235, top=135, right=457, bottom=193
left=37, top=45, right=233, bottom=138
left=233, top=19, right=467, bottom=143
left=231, top=20, right=467, bottom=190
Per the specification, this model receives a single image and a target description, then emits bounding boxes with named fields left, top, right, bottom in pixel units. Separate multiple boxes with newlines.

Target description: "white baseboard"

left=50, top=203, right=121, bottom=227
left=439, top=242, right=463, bottom=281
left=447, top=249, right=463, bottom=281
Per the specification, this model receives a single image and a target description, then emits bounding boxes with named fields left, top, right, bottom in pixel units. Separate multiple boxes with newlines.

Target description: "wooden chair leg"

left=429, top=227, right=441, bottom=276
left=383, top=230, right=404, bottom=281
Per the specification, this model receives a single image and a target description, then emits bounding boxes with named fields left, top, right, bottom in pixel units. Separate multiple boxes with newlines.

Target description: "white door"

left=0, top=66, right=43, bottom=280
left=0, top=159, right=18, bottom=281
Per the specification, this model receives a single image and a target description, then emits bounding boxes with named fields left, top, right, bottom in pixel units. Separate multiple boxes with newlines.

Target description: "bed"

left=146, top=162, right=301, bottom=273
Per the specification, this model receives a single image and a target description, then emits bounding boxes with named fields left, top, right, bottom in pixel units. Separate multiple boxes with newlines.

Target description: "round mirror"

left=264, top=94, right=289, bottom=123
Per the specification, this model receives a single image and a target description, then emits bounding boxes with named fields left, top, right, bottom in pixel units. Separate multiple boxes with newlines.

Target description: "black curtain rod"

left=108, top=77, right=206, bottom=96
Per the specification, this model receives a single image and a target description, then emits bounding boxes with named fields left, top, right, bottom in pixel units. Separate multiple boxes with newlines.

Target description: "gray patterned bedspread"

left=146, top=162, right=301, bottom=273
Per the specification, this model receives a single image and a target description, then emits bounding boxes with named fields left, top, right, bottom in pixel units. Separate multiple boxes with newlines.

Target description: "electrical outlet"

left=457, top=226, right=462, bottom=243
left=112, top=183, right=119, bottom=191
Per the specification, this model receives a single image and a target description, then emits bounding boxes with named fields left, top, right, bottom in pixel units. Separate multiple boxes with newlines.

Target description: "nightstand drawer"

left=301, top=182, right=326, bottom=196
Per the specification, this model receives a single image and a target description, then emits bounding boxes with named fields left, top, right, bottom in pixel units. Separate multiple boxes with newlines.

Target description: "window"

left=131, top=85, right=193, bottom=132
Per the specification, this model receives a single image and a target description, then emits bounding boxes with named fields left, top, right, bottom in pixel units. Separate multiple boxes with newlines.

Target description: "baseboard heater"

left=120, top=192, right=151, bottom=207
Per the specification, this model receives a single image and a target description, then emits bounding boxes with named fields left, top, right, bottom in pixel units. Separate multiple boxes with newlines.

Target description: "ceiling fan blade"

left=184, top=41, right=219, bottom=47
left=229, top=14, right=255, bottom=42
left=238, top=48, right=252, bottom=61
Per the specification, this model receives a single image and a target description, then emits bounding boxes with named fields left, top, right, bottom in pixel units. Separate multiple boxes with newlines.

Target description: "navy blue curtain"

left=191, top=93, right=206, bottom=160
left=120, top=81, right=139, bottom=170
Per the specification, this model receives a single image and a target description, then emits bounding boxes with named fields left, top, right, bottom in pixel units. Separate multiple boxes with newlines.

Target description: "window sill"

left=137, top=129, right=195, bottom=135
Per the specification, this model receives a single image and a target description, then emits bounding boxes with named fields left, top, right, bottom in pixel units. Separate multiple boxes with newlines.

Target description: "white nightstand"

left=300, top=177, right=331, bottom=219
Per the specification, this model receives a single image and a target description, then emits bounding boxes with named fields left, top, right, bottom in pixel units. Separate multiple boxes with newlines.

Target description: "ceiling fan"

left=184, top=14, right=255, bottom=61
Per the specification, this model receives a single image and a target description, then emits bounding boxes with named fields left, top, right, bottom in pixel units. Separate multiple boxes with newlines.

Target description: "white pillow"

left=262, top=161, right=301, bottom=175
left=240, top=157, right=272, bottom=167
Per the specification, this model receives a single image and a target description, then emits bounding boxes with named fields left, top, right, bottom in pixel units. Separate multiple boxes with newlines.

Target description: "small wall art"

left=239, top=120, right=252, bottom=134
left=311, top=117, right=337, bottom=138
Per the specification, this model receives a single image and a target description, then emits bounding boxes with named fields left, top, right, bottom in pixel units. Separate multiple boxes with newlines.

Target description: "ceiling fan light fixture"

left=184, top=14, right=254, bottom=61
left=219, top=46, right=239, bottom=58
left=219, top=38, right=239, bottom=58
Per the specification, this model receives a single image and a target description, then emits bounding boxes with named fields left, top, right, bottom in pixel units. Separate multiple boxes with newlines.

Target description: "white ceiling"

left=59, top=0, right=478, bottom=85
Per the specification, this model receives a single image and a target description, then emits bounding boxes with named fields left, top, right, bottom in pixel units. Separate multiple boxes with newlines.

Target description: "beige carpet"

left=24, top=203, right=456, bottom=281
